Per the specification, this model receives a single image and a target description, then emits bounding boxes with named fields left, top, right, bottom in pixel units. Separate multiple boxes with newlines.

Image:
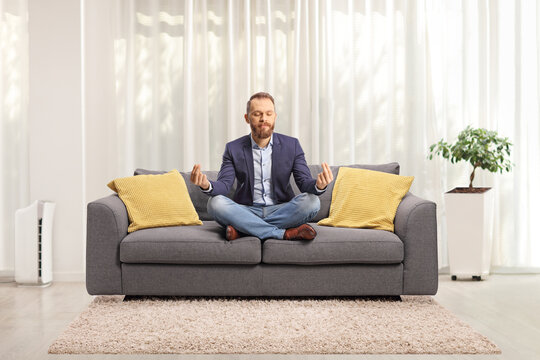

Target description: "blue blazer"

left=208, top=133, right=320, bottom=205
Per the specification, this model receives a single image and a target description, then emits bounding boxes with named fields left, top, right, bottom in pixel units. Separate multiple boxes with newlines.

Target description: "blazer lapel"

left=242, top=137, right=255, bottom=200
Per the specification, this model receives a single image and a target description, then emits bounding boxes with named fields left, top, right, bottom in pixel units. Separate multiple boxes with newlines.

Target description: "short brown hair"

left=246, top=92, right=275, bottom=115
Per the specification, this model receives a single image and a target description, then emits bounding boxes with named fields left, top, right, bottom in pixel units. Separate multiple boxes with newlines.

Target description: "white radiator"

left=15, top=200, right=55, bottom=286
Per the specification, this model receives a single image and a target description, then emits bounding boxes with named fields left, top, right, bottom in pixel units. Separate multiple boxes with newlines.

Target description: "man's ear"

left=244, top=114, right=249, bottom=123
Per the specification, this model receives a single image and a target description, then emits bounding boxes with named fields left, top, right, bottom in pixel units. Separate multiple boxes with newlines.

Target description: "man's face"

left=245, top=98, right=276, bottom=141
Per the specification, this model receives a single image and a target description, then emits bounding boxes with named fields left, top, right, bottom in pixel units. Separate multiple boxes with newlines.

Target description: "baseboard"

left=438, top=266, right=450, bottom=274
left=490, top=266, right=540, bottom=274
left=438, top=265, right=540, bottom=275
left=0, top=270, right=14, bottom=283
left=53, top=272, right=85, bottom=282
left=9, top=268, right=540, bottom=283
left=1, top=271, right=84, bottom=283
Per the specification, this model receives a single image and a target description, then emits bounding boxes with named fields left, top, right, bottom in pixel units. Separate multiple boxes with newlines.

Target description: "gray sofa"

left=86, top=163, right=438, bottom=296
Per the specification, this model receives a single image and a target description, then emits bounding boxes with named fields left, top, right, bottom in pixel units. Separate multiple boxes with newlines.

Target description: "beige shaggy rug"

left=49, top=295, right=501, bottom=354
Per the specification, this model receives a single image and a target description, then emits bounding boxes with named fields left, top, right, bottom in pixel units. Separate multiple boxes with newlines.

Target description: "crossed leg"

left=207, top=193, right=320, bottom=240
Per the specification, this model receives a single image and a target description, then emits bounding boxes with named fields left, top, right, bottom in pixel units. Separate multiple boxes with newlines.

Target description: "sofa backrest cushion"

left=135, top=162, right=399, bottom=222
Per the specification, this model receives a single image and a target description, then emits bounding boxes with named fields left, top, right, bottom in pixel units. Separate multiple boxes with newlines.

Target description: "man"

left=190, top=92, right=334, bottom=241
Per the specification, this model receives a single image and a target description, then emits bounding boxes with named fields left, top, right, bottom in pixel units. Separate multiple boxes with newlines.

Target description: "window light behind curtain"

left=86, top=0, right=540, bottom=271
left=0, top=0, right=29, bottom=280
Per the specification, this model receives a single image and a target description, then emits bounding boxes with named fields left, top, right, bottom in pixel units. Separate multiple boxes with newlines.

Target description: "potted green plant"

left=428, top=126, right=513, bottom=281
left=428, top=126, right=513, bottom=190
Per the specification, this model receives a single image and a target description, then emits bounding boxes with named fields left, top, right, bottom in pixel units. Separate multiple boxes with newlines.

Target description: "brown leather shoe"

left=225, top=225, right=241, bottom=241
left=283, top=224, right=317, bottom=240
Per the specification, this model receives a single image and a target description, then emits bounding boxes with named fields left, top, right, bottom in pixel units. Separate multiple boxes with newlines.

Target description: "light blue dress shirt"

left=251, top=134, right=275, bottom=206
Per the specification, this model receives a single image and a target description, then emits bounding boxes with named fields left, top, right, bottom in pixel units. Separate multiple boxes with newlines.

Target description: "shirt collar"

left=250, top=133, right=273, bottom=150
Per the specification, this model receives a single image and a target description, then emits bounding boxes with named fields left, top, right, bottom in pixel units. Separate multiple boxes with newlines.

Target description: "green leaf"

left=426, top=126, right=513, bottom=177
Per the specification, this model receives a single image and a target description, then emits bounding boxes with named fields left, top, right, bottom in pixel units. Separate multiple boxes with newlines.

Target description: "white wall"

left=28, top=0, right=84, bottom=281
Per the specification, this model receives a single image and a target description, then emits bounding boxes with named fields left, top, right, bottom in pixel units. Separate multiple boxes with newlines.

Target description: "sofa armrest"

left=394, top=192, right=438, bottom=295
left=86, top=194, right=128, bottom=295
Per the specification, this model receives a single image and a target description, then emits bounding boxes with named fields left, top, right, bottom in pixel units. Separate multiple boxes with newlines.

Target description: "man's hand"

left=316, top=162, right=334, bottom=190
left=190, top=164, right=210, bottom=190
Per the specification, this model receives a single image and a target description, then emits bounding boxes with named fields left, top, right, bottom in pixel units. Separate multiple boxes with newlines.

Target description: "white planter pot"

left=445, top=188, right=494, bottom=281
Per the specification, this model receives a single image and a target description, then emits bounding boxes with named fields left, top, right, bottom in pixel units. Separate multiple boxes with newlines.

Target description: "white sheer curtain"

left=0, top=0, right=28, bottom=280
left=85, top=0, right=540, bottom=270
left=423, top=1, right=540, bottom=270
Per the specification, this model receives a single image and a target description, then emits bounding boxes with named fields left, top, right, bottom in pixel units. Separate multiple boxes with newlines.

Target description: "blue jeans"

left=207, top=193, right=321, bottom=240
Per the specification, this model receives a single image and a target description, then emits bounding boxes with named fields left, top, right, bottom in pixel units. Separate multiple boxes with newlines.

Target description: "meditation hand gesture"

left=190, top=164, right=210, bottom=190
left=316, top=162, right=334, bottom=190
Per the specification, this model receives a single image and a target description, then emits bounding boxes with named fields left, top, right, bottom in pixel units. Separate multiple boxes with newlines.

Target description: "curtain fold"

left=0, top=0, right=28, bottom=279
left=85, top=0, right=540, bottom=270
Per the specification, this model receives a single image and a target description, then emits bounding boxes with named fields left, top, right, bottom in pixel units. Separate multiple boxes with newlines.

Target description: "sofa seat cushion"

left=262, top=224, right=403, bottom=265
left=120, top=221, right=261, bottom=265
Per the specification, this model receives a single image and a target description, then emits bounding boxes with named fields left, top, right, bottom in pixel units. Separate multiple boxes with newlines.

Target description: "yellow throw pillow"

left=318, top=167, right=413, bottom=232
left=107, top=169, right=202, bottom=232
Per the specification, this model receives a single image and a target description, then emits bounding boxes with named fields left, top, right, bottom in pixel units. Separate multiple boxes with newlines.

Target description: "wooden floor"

left=1, top=274, right=539, bottom=360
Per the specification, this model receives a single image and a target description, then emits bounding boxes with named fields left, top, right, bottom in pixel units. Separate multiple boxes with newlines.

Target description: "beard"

left=250, top=122, right=274, bottom=140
